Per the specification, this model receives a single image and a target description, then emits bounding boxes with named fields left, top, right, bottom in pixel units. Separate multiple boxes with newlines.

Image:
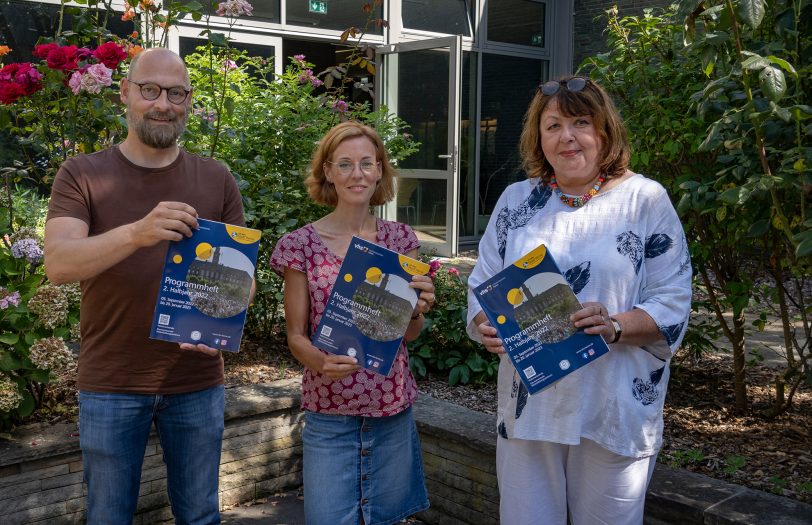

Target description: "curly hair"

left=519, top=75, right=630, bottom=183
left=305, top=121, right=397, bottom=207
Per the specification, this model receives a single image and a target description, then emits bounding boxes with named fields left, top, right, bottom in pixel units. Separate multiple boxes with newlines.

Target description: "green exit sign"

left=309, top=1, right=327, bottom=14
left=531, top=33, right=543, bottom=46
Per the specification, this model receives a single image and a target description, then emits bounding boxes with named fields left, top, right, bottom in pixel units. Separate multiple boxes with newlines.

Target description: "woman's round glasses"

left=129, top=81, right=191, bottom=105
left=327, top=160, right=379, bottom=176
left=539, top=77, right=588, bottom=96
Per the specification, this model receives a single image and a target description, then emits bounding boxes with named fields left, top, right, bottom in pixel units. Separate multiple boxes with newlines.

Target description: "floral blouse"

left=270, top=219, right=420, bottom=417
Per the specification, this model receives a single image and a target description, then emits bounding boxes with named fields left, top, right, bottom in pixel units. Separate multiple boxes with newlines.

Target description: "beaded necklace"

left=550, top=174, right=605, bottom=207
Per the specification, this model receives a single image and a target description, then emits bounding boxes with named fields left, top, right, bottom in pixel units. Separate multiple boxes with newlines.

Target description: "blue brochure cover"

left=473, top=244, right=609, bottom=394
left=312, top=236, right=429, bottom=376
left=149, top=218, right=260, bottom=353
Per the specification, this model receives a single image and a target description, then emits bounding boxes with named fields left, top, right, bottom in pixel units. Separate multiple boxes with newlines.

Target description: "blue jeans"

left=302, top=407, right=429, bottom=525
left=79, top=385, right=225, bottom=525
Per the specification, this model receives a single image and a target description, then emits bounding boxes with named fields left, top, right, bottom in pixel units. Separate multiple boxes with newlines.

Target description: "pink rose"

left=68, top=71, right=83, bottom=95
left=85, top=63, right=112, bottom=87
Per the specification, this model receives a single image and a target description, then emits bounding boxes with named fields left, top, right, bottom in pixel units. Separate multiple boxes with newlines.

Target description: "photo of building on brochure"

left=512, top=272, right=581, bottom=345
left=352, top=271, right=416, bottom=342
left=186, top=245, right=254, bottom=319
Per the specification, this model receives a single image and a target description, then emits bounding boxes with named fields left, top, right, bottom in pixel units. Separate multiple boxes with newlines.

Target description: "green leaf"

left=15, top=391, right=34, bottom=418
left=796, top=233, right=812, bottom=258
left=0, top=333, right=19, bottom=345
left=741, top=55, right=769, bottom=71
left=746, top=220, right=769, bottom=237
left=766, top=56, right=796, bottom=76
left=736, top=0, right=766, bottom=29
left=759, top=66, right=786, bottom=102
left=720, top=187, right=741, bottom=204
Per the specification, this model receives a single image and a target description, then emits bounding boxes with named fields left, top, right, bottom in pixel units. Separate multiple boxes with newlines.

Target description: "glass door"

left=377, top=36, right=462, bottom=256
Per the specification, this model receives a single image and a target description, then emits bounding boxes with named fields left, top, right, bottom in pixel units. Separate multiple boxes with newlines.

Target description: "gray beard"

left=130, top=111, right=187, bottom=149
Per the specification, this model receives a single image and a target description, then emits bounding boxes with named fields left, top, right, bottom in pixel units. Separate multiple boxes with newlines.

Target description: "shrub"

left=410, top=260, right=498, bottom=385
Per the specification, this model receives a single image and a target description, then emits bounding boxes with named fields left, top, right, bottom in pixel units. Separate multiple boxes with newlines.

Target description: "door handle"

left=438, top=154, right=452, bottom=159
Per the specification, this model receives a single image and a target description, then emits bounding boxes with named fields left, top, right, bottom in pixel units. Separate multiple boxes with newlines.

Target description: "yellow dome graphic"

left=507, top=288, right=524, bottom=306
left=195, top=242, right=213, bottom=260
left=497, top=315, right=506, bottom=324
left=344, top=273, right=353, bottom=283
left=366, top=267, right=383, bottom=284
left=172, top=254, right=183, bottom=264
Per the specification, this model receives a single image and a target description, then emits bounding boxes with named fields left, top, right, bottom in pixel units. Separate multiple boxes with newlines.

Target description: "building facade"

left=1, top=0, right=668, bottom=255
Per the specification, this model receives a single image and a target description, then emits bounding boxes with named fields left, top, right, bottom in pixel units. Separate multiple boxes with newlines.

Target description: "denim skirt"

left=302, top=406, right=430, bottom=525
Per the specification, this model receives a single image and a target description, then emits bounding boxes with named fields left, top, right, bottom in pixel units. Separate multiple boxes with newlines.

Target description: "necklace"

left=549, top=174, right=605, bottom=207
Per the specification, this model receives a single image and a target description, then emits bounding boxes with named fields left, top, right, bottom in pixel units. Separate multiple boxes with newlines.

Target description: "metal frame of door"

left=376, top=35, right=462, bottom=257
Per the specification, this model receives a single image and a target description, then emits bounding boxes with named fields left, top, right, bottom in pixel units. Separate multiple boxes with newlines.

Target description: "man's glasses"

left=539, top=77, right=588, bottom=96
left=327, top=160, right=379, bottom=176
left=129, top=81, right=191, bottom=105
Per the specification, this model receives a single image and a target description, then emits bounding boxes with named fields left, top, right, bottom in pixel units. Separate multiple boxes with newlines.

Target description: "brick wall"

left=573, top=0, right=672, bottom=69
left=3, top=379, right=811, bottom=525
left=0, top=380, right=303, bottom=525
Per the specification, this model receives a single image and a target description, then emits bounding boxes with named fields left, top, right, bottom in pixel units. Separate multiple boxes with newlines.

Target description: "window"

left=402, top=0, right=472, bottom=37
left=285, top=0, right=383, bottom=35
left=0, top=0, right=135, bottom=63
left=478, top=53, right=546, bottom=220
left=487, top=0, right=545, bottom=47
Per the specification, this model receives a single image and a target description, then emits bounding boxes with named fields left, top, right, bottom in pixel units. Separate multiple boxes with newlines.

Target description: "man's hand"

left=129, top=201, right=198, bottom=248
left=179, top=342, right=220, bottom=357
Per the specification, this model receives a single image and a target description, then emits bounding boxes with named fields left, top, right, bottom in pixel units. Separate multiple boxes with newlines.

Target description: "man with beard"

left=44, top=48, right=244, bottom=524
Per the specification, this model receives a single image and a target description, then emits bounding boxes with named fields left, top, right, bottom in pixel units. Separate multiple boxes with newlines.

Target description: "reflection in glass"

left=402, top=0, right=472, bottom=36
left=285, top=0, right=383, bottom=35
left=396, top=178, right=447, bottom=242
left=396, top=49, right=450, bottom=171
left=459, top=51, right=477, bottom=238
left=488, top=0, right=545, bottom=47
left=478, top=54, right=546, bottom=232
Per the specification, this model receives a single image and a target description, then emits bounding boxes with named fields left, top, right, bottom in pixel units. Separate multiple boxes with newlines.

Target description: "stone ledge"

left=0, top=380, right=303, bottom=471
left=413, top=394, right=812, bottom=525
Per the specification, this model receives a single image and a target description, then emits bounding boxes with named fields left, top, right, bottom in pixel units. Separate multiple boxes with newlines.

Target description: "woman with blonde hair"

left=271, top=121, right=433, bottom=525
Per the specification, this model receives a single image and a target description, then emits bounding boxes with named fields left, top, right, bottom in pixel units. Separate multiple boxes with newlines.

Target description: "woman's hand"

left=320, top=353, right=361, bottom=380
left=572, top=302, right=616, bottom=343
left=410, top=274, right=436, bottom=318
left=477, top=318, right=506, bottom=354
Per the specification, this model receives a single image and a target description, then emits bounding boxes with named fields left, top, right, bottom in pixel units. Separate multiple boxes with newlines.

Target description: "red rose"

left=92, top=42, right=127, bottom=69
left=0, top=63, right=43, bottom=100
left=0, top=82, right=25, bottom=104
left=33, top=43, right=58, bottom=60
left=46, top=45, right=79, bottom=71
left=15, top=63, right=43, bottom=95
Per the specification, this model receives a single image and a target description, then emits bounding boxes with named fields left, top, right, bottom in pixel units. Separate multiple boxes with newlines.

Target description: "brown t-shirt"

left=47, top=146, right=245, bottom=394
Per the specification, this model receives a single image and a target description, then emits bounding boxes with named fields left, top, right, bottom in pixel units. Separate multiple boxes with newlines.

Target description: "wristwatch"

left=609, top=317, right=623, bottom=344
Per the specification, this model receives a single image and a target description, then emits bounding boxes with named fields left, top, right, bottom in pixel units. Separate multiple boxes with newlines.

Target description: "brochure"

left=149, top=218, right=261, bottom=353
left=312, top=236, right=430, bottom=376
left=473, top=244, right=609, bottom=394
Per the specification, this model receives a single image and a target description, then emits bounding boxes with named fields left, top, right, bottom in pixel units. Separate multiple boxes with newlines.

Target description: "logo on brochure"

left=347, top=348, right=357, bottom=358
left=220, top=339, right=228, bottom=346
left=213, top=338, right=220, bottom=345
left=191, top=331, right=202, bottom=341
left=559, top=359, right=571, bottom=370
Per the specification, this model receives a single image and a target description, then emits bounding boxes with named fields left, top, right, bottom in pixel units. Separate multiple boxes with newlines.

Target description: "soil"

left=32, top=332, right=811, bottom=505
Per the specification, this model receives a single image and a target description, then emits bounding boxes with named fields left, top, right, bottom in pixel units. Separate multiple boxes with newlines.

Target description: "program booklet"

left=312, top=236, right=429, bottom=376
left=149, top=218, right=261, bottom=353
left=473, top=243, right=610, bottom=394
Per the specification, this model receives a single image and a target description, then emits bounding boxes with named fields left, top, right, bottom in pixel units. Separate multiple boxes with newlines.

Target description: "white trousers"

left=496, top=436, right=657, bottom=525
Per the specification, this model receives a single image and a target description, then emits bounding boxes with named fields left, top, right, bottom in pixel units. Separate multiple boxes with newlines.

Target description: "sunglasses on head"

left=539, top=77, right=588, bottom=96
